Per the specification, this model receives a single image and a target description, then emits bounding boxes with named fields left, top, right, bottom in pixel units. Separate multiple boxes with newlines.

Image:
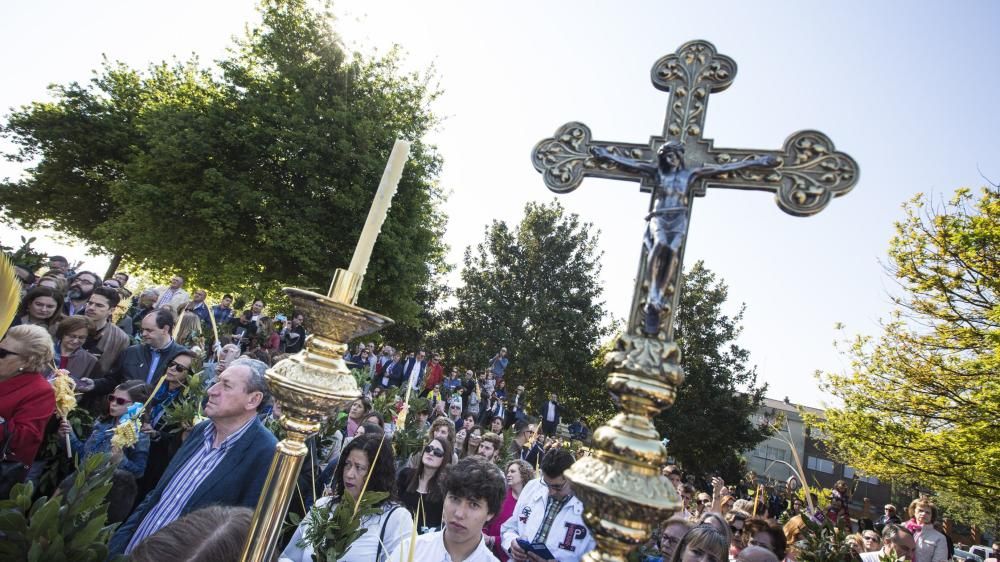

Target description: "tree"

left=811, top=186, right=1000, bottom=520
left=434, top=200, right=613, bottom=423
left=1, top=0, right=447, bottom=334
left=654, top=261, right=770, bottom=480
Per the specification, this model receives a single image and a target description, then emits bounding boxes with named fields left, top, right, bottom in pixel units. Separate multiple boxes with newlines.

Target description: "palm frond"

left=0, top=253, right=24, bottom=342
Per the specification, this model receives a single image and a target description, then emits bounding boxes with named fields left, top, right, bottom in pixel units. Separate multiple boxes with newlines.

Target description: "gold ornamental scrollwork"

left=605, top=334, right=684, bottom=385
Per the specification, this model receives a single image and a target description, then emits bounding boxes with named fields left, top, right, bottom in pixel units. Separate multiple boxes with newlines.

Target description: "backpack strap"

left=375, top=504, right=403, bottom=562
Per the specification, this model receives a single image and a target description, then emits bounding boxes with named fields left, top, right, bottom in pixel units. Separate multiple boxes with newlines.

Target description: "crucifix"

left=530, top=40, right=858, bottom=561
left=532, top=40, right=858, bottom=339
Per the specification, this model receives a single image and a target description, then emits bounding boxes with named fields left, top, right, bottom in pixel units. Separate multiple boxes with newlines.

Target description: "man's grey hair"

left=140, top=287, right=160, bottom=299
left=230, top=357, right=272, bottom=412
left=881, top=524, right=912, bottom=541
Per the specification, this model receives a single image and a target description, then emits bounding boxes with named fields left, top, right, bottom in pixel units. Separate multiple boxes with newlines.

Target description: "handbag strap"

left=375, top=504, right=403, bottom=562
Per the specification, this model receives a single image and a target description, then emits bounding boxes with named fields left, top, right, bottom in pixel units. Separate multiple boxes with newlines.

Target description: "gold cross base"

left=566, top=334, right=686, bottom=561
left=240, top=272, right=394, bottom=562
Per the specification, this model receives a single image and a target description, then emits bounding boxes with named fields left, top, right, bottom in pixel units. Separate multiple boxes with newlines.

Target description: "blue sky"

left=2, top=1, right=999, bottom=407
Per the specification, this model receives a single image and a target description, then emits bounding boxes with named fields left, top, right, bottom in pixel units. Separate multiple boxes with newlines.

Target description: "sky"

left=2, top=1, right=999, bottom=408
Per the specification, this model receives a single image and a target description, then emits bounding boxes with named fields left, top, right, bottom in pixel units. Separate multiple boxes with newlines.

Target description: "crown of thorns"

left=657, top=141, right=685, bottom=155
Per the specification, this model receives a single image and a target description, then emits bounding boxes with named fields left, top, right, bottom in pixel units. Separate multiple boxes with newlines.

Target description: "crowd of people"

left=2, top=257, right=997, bottom=562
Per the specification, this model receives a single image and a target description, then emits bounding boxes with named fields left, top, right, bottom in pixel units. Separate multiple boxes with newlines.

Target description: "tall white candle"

left=348, top=139, right=411, bottom=277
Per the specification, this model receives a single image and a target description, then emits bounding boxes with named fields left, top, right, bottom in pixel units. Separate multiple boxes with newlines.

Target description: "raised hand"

left=590, top=146, right=611, bottom=159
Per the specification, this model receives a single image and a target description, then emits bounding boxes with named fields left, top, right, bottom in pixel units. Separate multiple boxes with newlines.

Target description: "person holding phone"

left=501, top=449, right=594, bottom=561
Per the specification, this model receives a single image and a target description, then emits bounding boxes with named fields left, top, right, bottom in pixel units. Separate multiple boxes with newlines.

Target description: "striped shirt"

left=124, top=417, right=256, bottom=553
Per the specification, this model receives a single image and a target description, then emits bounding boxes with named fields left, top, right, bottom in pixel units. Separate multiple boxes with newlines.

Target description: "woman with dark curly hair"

left=280, top=433, right=412, bottom=562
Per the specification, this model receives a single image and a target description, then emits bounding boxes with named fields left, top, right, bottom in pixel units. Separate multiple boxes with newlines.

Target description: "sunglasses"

left=863, top=535, right=880, bottom=541
left=109, top=396, right=133, bottom=406
left=424, top=445, right=445, bottom=458
left=167, top=361, right=191, bottom=373
left=0, top=348, right=21, bottom=359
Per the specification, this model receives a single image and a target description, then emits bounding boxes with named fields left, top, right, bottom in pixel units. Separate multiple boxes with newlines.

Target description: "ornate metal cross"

left=533, top=40, right=857, bottom=337
left=530, top=40, right=858, bottom=562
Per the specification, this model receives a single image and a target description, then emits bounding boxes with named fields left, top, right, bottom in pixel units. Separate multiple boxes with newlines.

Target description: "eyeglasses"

left=0, top=348, right=20, bottom=359
left=539, top=478, right=569, bottom=492
left=424, top=445, right=445, bottom=458
left=167, top=361, right=191, bottom=373
left=863, top=535, right=880, bottom=541
left=731, top=526, right=745, bottom=535
left=109, top=396, right=132, bottom=406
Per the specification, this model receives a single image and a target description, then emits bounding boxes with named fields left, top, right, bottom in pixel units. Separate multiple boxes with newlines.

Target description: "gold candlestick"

left=240, top=268, right=392, bottom=562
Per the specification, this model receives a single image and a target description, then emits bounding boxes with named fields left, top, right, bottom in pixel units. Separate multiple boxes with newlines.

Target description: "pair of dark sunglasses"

left=0, top=348, right=20, bottom=359
left=109, top=396, right=133, bottom=406
left=424, top=445, right=445, bottom=458
left=167, top=361, right=190, bottom=374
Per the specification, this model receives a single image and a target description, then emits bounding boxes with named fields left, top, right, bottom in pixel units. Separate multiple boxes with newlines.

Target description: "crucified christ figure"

left=590, top=142, right=778, bottom=335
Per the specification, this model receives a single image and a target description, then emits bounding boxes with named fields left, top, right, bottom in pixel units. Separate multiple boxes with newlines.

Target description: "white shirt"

left=500, top=478, right=595, bottom=562
left=279, top=498, right=413, bottom=562
left=388, top=529, right=499, bottom=562
left=546, top=402, right=556, bottom=422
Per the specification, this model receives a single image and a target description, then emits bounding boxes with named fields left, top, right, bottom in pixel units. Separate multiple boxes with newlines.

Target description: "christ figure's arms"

left=692, top=155, right=779, bottom=180
left=589, top=146, right=659, bottom=176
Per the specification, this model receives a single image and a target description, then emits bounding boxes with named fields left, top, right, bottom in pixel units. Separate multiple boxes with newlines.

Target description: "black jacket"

left=91, top=340, right=188, bottom=396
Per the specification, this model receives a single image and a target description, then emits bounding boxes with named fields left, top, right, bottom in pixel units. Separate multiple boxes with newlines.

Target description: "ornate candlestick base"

left=240, top=270, right=392, bottom=562
left=565, top=334, right=686, bottom=561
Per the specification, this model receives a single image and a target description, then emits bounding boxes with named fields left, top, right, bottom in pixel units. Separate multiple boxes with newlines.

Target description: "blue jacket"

left=107, top=417, right=277, bottom=556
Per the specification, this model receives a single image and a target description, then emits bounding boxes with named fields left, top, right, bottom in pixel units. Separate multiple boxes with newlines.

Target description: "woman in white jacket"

left=907, top=499, right=948, bottom=562
left=280, top=433, right=412, bottom=562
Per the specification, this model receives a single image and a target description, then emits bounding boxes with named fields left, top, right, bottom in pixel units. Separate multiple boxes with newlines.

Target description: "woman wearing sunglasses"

left=397, top=435, right=453, bottom=533
left=0, top=325, right=57, bottom=498
left=58, top=379, right=151, bottom=477
left=135, top=349, right=198, bottom=502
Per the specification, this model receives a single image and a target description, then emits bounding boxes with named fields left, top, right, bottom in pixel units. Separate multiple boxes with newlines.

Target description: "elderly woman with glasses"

left=58, top=380, right=151, bottom=477
left=52, top=315, right=99, bottom=382
left=0, top=325, right=58, bottom=497
left=397, top=435, right=454, bottom=534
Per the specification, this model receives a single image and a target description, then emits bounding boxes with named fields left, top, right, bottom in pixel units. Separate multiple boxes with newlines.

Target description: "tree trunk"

left=104, top=253, right=124, bottom=280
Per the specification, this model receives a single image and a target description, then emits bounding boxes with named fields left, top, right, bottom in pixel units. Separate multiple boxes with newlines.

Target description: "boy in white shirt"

left=389, top=456, right=506, bottom=562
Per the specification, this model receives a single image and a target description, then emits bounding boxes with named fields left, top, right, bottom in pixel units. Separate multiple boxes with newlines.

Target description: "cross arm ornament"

left=530, top=40, right=858, bottom=218
left=532, top=123, right=857, bottom=218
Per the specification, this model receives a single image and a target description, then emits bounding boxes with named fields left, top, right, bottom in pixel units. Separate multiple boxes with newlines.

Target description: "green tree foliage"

left=434, top=200, right=613, bottom=423
left=811, top=186, right=1000, bottom=520
left=654, top=261, right=770, bottom=480
left=1, top=0, right=447, bottom=335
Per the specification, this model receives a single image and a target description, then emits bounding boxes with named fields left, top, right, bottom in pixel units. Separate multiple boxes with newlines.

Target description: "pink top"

left=485, top=488, right=518, bottom=562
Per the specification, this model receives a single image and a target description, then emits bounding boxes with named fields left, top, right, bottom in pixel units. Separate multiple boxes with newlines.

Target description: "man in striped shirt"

left=108, top=358, right=278, bottom=556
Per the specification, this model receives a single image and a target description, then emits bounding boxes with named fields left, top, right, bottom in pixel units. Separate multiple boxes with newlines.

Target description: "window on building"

left=806, top=455, right=834, bottom=474
left=844, top=466, right=879, bottom=484
left=754, top=445, right=788, bottom=462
